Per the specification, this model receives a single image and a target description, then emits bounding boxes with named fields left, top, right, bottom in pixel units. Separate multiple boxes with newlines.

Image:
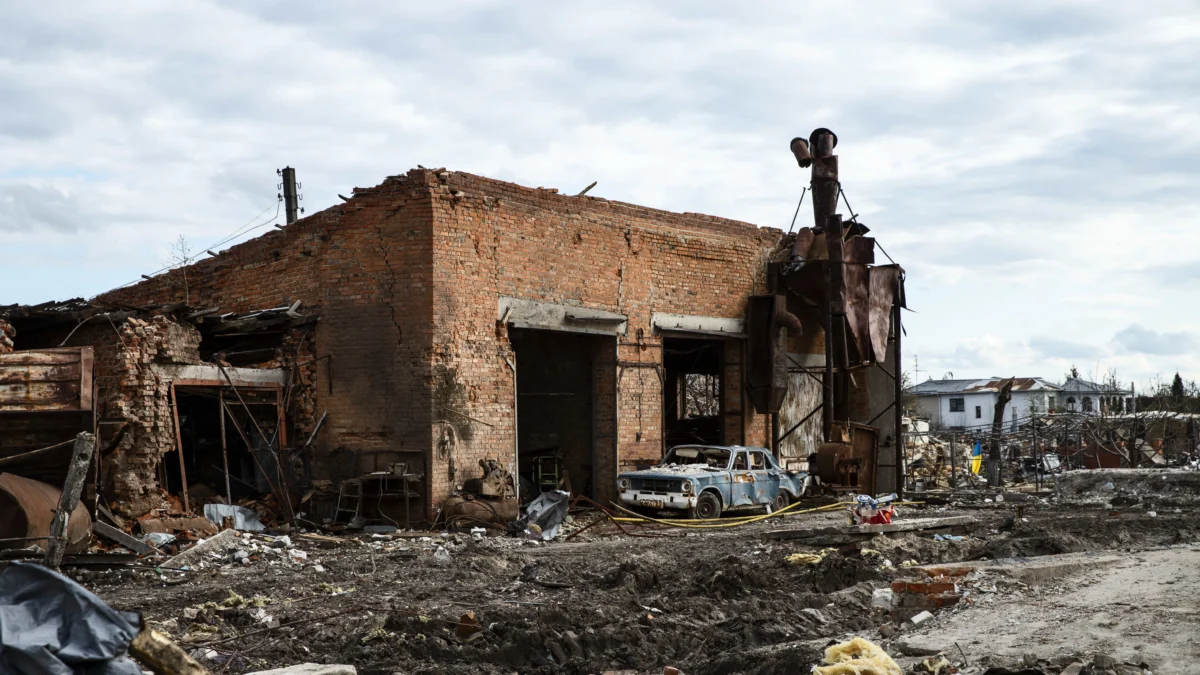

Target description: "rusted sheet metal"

left=0, top=347, right=93, bottom=413
left=0, top=472, right=91, bottom=553
left=868, top=266, right=903, bottom=362
left=844, top=263, right=870, bottom=363
left=844, top=236, right=875, bottom=265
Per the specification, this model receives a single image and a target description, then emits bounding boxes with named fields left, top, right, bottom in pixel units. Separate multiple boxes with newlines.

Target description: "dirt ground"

left=81, top=500, right=1200, bottom=675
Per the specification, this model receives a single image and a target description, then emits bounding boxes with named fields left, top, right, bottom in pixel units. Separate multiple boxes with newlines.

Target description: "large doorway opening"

left=511, top=328, right=613, bottom=501
left=664, top=337, right=724, bottom=447
left=164, top=386, right=284, bottom=507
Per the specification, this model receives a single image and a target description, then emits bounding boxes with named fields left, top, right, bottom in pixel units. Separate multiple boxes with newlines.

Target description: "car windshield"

left=663, top=447, right=730, bottom=469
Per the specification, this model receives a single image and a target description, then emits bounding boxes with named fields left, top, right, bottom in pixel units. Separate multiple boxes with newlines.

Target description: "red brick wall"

left=102, top=174, right=438, bottom=519
left=101, top=167, right=782, bottom=518
left=423, top=169, right=781, bottom=506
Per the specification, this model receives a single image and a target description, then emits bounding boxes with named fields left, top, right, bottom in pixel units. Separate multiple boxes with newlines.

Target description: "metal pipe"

left=505, top=357, right=520, bottom=505
left=219, top=390, right=231, bottom=503
left=893, top=274, right=905, bottom=499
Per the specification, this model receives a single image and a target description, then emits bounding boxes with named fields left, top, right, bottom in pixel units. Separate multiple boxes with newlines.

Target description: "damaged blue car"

left=616, top=445, right=808, bottom=519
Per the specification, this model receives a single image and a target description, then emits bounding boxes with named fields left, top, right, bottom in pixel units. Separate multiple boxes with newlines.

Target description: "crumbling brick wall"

left=65, top=316, right=202, bottom=516
left=101, top=174, right=437, bottom=518
left=0, top=319, right=14, bottom=354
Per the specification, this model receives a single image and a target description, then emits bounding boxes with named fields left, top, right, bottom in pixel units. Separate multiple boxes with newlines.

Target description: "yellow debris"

left=219, top=590, right=246, bottom=608
left=812, top=637, right=901, bottom=675
left=786, top=548, right=837, bottom=566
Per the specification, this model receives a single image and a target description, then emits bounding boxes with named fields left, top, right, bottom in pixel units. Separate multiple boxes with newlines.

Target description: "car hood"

left=619, top=464, right=725, bottom=479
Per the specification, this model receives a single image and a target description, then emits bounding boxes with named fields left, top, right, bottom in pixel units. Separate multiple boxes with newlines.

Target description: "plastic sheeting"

left=203, top=503, right=265, bottom=532
left=0, top=561, right=142, bottom=675
left=514, top=490, right=570, bottom=540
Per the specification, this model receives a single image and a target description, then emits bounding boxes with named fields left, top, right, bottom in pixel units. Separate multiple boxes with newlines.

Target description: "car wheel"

left=694, top=492, right=721, bottom=519
left=772, top=491, right=790, bottom=512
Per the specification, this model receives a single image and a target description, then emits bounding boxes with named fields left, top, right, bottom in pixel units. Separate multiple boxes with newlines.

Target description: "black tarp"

left=0, top=562, right=142, bottom=675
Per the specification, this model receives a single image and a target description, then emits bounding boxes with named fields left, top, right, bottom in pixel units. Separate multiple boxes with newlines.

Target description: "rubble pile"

left=1056, top=468, right=1200, bottom=508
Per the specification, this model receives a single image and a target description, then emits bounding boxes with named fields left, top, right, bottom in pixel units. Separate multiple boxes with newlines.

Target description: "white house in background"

left=1059, top=377, right=1134, bottom=414
left=907, top=377, right=1061, bottom=430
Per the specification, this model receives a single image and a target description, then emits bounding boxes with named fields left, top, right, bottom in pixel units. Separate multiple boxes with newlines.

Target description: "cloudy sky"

left=2, top=2, right=1198, bottom=389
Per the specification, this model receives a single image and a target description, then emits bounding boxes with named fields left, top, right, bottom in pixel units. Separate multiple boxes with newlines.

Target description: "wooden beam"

left=44, top=432, right=95, bottom=568
left=169, top=383, right=190, bottom=513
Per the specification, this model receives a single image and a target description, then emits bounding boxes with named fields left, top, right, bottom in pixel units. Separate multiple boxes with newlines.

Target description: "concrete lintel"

left=499, top=296, right=627, bottom=336
left=651, top=312, right=744, bottom=338
left=154, top=363, right=287, bottom=387
left=787, top=351, right=825, bottom=368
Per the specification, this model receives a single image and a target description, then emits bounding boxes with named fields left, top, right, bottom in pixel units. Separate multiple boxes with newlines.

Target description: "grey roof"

left=1059, top=377, right=1131, bottom=395
left=907, top=377, right=1061, bottom=395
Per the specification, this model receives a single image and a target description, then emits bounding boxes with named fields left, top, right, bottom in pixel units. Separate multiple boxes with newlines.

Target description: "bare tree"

left=167, top=235, right=192, bottom=304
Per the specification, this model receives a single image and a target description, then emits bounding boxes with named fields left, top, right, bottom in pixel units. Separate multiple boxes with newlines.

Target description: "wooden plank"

left=79, top=346, right=93, bottom=414
left=0, top=363, right=82, bottom=384
left=0, top=381, right=82, bottom=411
left=0, top=351, right=81, bottom=366
left=93, top=521, right=159, bottom=556
left=169, top=383, right=190, bottom=513
left=45, top=432, right=96, bottom=568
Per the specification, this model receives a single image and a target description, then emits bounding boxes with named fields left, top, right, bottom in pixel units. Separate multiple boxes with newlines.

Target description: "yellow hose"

left=608, top=497, right=923, bottom=530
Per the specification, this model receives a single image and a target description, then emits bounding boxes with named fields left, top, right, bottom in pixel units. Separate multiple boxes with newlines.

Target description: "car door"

left=748, top=450, right=775, bottom=504
left=728, top=450, right=755, bottom=506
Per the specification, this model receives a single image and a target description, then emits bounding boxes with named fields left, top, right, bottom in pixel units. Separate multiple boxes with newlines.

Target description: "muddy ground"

left=83, top=502, right=1200, bottom=675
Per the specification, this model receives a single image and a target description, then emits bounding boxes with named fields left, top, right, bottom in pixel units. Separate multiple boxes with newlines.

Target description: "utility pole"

left=280, top=167, right=300, bottom=224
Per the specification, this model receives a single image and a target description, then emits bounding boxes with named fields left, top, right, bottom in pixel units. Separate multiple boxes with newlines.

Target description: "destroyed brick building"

left=2, top=145, right=907, bottom=526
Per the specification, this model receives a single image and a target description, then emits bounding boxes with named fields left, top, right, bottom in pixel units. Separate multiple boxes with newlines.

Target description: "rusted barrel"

left=0, top=473, right=92, bottom=553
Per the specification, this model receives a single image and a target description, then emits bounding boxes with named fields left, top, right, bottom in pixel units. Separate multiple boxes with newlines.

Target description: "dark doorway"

left=510, top=328, right=613, bottom=501
left=664, top=337, right=724, bottom=447
left=164, top=387, right=282, bottom=505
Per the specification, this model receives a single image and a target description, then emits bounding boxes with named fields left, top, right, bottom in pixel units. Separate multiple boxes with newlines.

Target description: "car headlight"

left=617, top=478, right=630, bottom=490
left=681, top=481, right=693, bottom=494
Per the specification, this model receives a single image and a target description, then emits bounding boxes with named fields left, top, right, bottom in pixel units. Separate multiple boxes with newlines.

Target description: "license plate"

left=638, top=499, right=664, bottom=509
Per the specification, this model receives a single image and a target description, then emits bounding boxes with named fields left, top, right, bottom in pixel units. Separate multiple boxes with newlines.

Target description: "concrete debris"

left=1057, top=468, right=1200, bottom=508
left=908, top=610, right=934, bottom=626
left=164, top=527, right=242, bottom=568
left=246, top=665, right=356, bottom=675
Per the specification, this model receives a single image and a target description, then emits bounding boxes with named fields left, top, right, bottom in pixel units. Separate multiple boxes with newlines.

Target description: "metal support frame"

left=219, top=389, right=231, bottom=503
left=168, top=383, right=191, bottom=513
left=893, top=275, right=904, bottom=499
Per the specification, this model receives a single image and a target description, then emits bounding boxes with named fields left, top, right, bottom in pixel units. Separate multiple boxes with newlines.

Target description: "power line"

left=101, top=201, right=281, bottom=295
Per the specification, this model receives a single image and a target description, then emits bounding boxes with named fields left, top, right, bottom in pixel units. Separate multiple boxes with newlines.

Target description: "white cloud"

left=2, top=1, right=1200, bottom=385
